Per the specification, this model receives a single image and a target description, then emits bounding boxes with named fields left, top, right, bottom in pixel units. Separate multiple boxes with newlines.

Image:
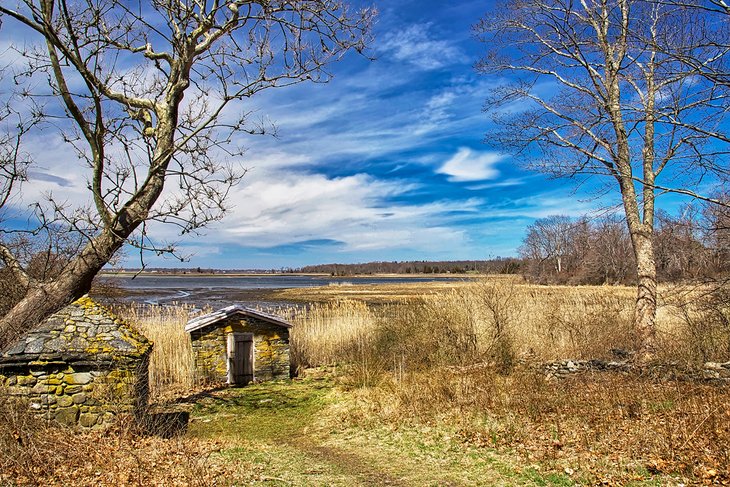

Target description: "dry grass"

left=116, top=303, right=200, bottom=400
left=289, top=280, right=639, bottom=369
left=338, top=368, right=730, bottom=484
left=286, top=279, right=730, bottom=483
left=0, top=394, right=225, bottom=486
left=290, top=300, right=377, bottom=371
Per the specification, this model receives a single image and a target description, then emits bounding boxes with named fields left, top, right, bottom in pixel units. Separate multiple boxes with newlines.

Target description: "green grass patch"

left=186, top=377, right=615, bottom=486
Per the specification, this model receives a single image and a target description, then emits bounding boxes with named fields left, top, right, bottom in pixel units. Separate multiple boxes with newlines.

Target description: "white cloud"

left=209, top=169, right=482, bottom=253
left=377, top=23, right=465, bottom=70
left=437, top=148, right=507, bottom=182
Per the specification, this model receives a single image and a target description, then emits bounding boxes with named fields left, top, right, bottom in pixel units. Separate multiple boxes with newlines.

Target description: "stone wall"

left=541, top=358, right=730, bottom=384
left=0, top=297, right=152, bottom=429
left=1, top=359, right=149, bottom=428
left=190, top=315, right=290, bottom=384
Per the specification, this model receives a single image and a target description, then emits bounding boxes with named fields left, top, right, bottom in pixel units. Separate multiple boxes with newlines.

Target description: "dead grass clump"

left=662, top=284, right=730, bottom=366
left=523, top=288, right=636, bottom=360
left=0, top=395, right=72, bottom=484
left=0, top=393, right=226, bottom=486
left=115, top=303, right=197, bottom=399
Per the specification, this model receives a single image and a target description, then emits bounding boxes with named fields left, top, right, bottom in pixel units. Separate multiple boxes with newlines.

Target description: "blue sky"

left=2, top=0, right=717, bottom=269
left=189, top=0, right=598, bottom=269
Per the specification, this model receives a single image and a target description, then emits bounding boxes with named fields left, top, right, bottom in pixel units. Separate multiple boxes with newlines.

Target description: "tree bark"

left=632, top=230, right=658, bottom=361
left=0, top=232, right=120, bottom=349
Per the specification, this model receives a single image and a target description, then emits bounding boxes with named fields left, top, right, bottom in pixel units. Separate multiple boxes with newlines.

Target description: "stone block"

left=79, top=413, right=99, bottom=428
left=72, top=393, right=87, bottom=404
left=17, top=375, right=37, bottom=387
left=65, top=385, right=83, bottom=394
left=31, top=382, right=51, bottom=394
left=56, top=395, right=74, bottom=407
left=55, top=406, right=79, bottom=425
left=65, top=372, right=92, bottom=385
left=5, top=341, right=27, bottom=355
left=40, top=394, right=57, bottom=406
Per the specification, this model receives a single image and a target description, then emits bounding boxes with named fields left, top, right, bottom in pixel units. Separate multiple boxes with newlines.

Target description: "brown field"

left=3, top=278, right=728, bottom=486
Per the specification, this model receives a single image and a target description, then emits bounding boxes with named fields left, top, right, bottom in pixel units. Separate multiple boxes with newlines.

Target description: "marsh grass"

left=286, top=279, right=730, bottom=482
left=290, top=299, right=377, bottom=371
left=116, top=303, right=200, bottom=399
left=290, top=281, right=639, bottom=370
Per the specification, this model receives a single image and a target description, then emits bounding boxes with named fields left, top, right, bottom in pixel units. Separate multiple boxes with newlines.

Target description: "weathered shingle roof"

left=0, top=296, right=151, bottom=365
left=185, top=305, right=292, bottom=333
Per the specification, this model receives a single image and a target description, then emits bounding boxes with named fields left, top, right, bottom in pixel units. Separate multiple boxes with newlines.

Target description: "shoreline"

left=98, top=271, right=490, bottom=279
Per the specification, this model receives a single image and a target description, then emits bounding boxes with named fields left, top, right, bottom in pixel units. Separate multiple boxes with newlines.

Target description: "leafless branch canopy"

left=477, top=0, right=729, bottom=209
left=0, top=0, right=373, bottom=347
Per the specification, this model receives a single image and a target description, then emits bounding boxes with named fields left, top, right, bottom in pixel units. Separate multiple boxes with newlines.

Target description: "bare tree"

left=477, top=0, right=730, bottom=359
left=583, top=215, right=635, bottom=284
left=0, top=1, right=372, bottom=349
left=519, top=215, right=577, bottom=277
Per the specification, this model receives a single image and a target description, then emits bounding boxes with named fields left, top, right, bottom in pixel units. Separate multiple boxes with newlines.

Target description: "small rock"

left=24, top=338, right=46, bottom=354
left=17, top=375, right=37, bottom=387
left=79, top=413, right=99, bottom=428
left=4, top=341, right=27, bottom=355
left=40, top=394, right=57, bottom=405
left=56, top=395, right=74, bottom=407
left=72, top=393, right=87, bottom=404
left=65, top=372, right=92, bottom=385
left=43, top=338, right=66, bottom=351
left=31, top=382, right=51, bottom=394
left=54, top=406, right=79, bottom=425
left=64, top=385, right=83, bottom=394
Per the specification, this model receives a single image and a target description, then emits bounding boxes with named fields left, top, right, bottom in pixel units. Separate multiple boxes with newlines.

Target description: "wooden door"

left=227, top=333, right=254, bottom=385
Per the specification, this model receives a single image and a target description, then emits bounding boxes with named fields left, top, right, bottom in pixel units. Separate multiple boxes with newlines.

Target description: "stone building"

left=0, top=296, right=152, bottom=429
left=185, top=306, right=291, bottom=385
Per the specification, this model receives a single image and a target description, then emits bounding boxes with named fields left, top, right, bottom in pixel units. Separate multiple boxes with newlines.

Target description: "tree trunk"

left=633, top=231, right=658, bottom=361
left=0, top=231, right=121, bottom=350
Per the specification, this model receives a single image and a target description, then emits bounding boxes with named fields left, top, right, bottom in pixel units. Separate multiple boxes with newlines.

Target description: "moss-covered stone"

left=55, top=406, right=80, bottom=425
left=56, top=395, right=74, bottom=407
left=79, top=413, right=99, bottom=428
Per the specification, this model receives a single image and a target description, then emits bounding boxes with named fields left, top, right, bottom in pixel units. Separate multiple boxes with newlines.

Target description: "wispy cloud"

left=377, top=23, right=466, bottom=70
left=215, top=169, right=483, bottom=253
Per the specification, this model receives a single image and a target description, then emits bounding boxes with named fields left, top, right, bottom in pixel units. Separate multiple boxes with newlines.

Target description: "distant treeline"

left=518, top=208, right=729, bottom=285
left=297, top=258, right=522, bottom=276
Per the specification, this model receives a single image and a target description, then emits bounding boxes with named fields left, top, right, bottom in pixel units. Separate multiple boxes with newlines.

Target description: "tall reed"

left=116, top=303, right=197, bottom=398
left=289, top=299, right=376, bottom=370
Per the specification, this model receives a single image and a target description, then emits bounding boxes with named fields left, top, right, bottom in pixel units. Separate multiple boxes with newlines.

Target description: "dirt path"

left=289, top=441, right=409, bottom=486
left=186, top=379, right=550, bottom=486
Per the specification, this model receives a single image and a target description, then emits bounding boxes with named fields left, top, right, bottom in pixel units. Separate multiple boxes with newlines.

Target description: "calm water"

left=106, top=274, right=459, bottom=290
left=100, top=274, right=464, bottom=309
